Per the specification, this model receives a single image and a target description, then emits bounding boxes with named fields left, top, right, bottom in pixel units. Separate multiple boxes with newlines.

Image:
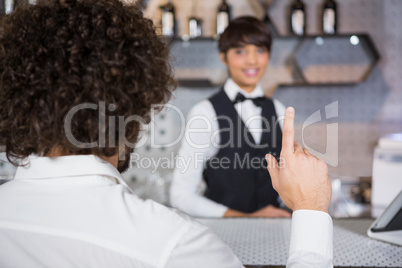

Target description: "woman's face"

left=220, top=44, right=269, bottom=93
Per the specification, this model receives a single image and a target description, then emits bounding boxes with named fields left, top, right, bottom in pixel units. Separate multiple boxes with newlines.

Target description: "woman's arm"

left=170, top=100, right=228, bottom=218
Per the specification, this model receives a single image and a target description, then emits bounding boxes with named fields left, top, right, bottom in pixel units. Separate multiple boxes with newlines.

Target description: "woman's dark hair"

left=0, top=0, right=175, bottom=166
left=218, top=16, right=272, bottom=54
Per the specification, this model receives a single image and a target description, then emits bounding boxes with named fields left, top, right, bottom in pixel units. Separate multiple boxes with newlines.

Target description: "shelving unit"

left=170, top=34, right=380, bottom=88
left=163, top=0, right=380, bottom=88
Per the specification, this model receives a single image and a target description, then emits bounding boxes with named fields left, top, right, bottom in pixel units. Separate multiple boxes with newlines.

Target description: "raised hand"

left=266, top=107, right=332, bottom=213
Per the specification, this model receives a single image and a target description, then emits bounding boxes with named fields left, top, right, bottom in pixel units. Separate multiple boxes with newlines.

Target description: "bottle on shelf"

left=322, top=0, right=337, bottom=35
left=188, top=17, right=202, bottom=38
left=188, top=0, right=202, bottom=38
left=4, top=0, right=15, bottom=14
left=216, top=0, right=231, bottom=36
left=290, top=0, right=306, bottom=36
left=160, top=0, right=176, bottom=37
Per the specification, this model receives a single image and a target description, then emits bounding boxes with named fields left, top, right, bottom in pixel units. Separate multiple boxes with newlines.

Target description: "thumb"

left=266, top=154, right=279, bottom=182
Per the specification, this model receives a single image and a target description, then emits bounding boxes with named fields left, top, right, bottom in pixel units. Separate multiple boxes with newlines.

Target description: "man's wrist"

left=293, top=208, right=329, bottom=214
left=292, top=203, right=329, bottom=214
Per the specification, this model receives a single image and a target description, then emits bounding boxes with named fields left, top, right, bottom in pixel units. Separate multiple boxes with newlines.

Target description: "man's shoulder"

left=110, top=192, right=205, bottom=263
left=0, top=180, right=204, bottom=267
left=124, top=193, right=196, bottom=225
left=84, top=186, right=207, bottom=266
left=101, top=185, right=198, bottom=229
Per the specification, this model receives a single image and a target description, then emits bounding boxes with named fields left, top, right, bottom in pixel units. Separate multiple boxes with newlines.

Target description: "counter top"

left=199, top=218, right=402, bottom=268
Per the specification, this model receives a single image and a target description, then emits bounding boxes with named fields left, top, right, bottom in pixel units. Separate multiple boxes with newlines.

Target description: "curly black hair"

left=0, top=0, right=175, bottom=166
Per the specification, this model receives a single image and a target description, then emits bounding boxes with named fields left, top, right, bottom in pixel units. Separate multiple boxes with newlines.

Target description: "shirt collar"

left=14, top=155, right=129, bottom=188
left=223, top=78, right=265, bottom=101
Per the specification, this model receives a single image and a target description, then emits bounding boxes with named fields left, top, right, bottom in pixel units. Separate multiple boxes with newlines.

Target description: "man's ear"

left=219, top=52, right=227, bottom=65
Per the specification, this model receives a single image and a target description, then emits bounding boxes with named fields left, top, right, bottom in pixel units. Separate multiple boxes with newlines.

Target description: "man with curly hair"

left=0, top=0, right=333, bottom=267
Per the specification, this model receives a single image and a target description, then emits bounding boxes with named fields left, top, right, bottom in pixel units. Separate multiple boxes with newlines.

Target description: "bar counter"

left=199, top=218, right=402, bottom=268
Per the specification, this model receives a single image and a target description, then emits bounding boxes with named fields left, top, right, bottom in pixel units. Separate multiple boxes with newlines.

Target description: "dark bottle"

left=161, top=0, right=176, bottom=37
left=322, top=0, right=337, bottom=35
left=217, top=0, right=231, bottom=35
left=290, top=0, right=306, bottom=36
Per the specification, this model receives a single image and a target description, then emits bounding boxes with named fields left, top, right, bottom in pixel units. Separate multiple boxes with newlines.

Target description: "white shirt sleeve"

left=287, top=210, right=333, bottom=268
left=165, top=223, right=245, bottom=268
left=170, top=100, right=228, bottom=218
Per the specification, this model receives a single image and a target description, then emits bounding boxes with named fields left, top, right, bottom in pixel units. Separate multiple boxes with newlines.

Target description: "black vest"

left=203, top=89, right=282, bottom=213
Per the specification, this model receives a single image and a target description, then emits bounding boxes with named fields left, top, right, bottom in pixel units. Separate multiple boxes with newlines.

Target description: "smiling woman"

left=170, top=16, right=291, bottom=219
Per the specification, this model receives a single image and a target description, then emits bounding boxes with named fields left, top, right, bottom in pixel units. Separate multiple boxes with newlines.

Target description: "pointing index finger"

left=281, top=107, right=295, bottom=154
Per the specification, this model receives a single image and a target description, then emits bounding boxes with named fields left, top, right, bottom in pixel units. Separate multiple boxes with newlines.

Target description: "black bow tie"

left=233, top=93, right=266, bottom=107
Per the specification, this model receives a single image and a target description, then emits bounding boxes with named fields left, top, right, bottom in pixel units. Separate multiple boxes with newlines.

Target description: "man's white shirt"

left=0, top=155, right=243, bottom=268
left=170, top=78, right=286, bottom=218
left=0, top=154, right=333, bottom=267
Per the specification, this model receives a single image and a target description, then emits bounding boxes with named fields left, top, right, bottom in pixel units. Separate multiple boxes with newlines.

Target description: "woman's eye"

left=257, top=47, right=267, bottom=53
left=235, top=49, right=245, bottom=54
